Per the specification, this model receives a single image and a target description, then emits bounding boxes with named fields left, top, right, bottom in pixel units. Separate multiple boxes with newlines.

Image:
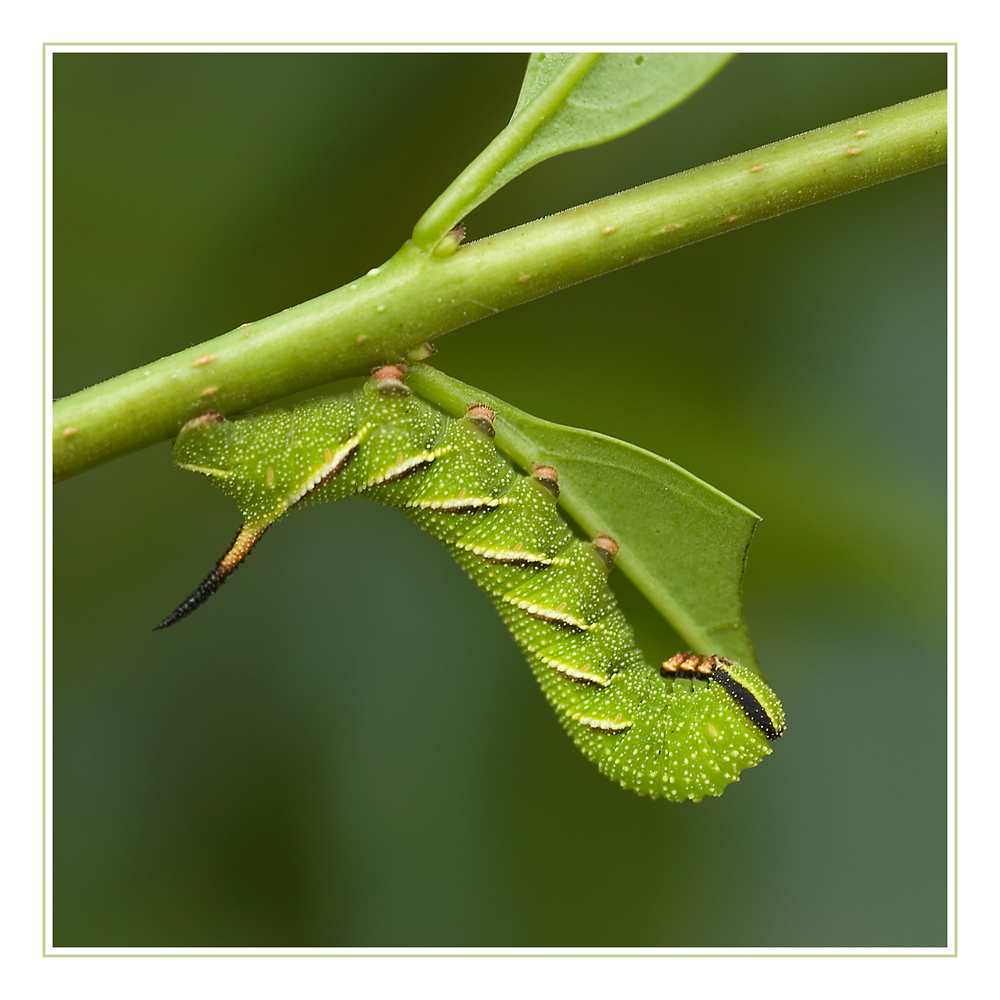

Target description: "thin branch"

left=54, top=90, right=946, bottom=481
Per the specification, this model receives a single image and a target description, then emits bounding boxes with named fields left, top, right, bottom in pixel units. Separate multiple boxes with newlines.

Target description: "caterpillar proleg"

left=160, top=366, right=785, bottom=801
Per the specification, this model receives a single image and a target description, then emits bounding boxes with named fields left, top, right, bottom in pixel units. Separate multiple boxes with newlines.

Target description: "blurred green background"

left=53, top=51, right=947, bottom=947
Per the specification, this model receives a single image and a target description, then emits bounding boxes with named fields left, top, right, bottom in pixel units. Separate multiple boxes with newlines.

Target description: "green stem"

left=411, top=53, right=601, bottom=252
left=54, top=90, right=946, bottom=482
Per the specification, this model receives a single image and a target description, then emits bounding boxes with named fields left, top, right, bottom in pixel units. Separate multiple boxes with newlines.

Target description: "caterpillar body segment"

left=163, top=368, right=784, bottom=801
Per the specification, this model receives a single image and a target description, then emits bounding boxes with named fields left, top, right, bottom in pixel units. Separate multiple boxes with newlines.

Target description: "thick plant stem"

left=54, top=90, right=947, bottom=482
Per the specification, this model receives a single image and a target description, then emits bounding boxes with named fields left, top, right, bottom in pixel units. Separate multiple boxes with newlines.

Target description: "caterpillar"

left=159, top=365, right=785, bottom=801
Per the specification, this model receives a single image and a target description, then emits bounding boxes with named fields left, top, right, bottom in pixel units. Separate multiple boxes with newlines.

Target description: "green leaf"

left=412, top=51, right=733, bottom=253
left=497, top=51, right=734, bottom=198
left=407, top=363, right=761, bottom=674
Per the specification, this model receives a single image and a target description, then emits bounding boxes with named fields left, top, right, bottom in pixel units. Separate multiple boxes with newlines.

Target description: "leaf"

left=412, top=51, right=733, bottom=252
left=407, top=364, right=762, bottom=674
left=492, top=52, right=734, bottom=200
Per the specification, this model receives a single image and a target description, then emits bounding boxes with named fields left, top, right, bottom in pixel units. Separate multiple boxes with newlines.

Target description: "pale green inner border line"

left=42, top=41, right=957, bottom=959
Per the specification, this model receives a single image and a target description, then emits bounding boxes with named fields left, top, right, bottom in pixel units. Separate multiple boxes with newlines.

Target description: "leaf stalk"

left=411, top=53, right=601, bottom=251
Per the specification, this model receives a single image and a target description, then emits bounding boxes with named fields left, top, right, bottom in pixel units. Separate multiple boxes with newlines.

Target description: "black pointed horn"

left=155, top=524, right=266, bottom=629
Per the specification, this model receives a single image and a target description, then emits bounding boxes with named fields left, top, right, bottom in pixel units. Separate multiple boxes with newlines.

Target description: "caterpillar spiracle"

left=159, top=365, right=785, bottom=801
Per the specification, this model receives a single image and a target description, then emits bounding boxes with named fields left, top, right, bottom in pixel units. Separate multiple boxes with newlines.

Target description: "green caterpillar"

left=160, top=365, right=784, bottom=801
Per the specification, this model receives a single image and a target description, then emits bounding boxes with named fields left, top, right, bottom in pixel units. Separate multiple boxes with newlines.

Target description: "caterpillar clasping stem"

left=158, top=366, right=785, bottom=799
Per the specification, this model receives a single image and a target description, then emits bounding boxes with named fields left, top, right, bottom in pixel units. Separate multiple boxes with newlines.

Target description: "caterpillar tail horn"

left=155, top=524, right=267, bottom=630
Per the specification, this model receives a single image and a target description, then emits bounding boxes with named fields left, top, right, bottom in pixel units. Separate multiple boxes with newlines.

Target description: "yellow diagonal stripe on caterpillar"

left=501, top=596, right=592, bottom=631
left=527, top=646, right=610, bottom=687
left=357, top=444, right=455, bottom=492
left=404, top=495, right=516, bottom=512
left=455, top=541, right=561, bottom=567
left=175, top=462, right=235, bottom=479
left=574, top=712, right=633, bottom=733
left=287, top=423, right=373, bottom=507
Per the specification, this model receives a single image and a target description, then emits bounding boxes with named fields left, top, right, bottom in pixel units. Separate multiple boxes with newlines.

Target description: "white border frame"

left=41, top=41, right=957, bottom=963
